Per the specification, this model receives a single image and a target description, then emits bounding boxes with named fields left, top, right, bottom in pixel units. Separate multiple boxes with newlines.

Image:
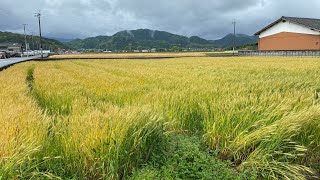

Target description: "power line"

left=35, top=11, right=43, bottom=59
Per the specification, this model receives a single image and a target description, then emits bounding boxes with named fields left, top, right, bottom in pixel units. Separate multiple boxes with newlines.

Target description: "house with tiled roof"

left=255, top=16, right=320, bottom=51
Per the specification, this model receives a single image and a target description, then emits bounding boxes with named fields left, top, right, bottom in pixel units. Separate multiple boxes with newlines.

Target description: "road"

left=0, top=55, right=42, bottom=70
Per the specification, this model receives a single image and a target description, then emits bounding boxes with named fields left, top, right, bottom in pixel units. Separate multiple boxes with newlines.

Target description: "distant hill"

left=67, top=29, right=213, bottom=50
left=210, top=34, right=258, bottom=48
left=67, top=29, right=258, bottom=50
left=0, top=31, right=68, bottom=50
left=49, top=37, right=75, bottom=43
left=0, top=30, right=258, bottom=51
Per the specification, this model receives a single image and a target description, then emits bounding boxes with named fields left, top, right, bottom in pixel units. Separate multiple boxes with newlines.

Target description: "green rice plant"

left=0, top=135, right=41, bottom=179
left=83, top=108, right=167, bottom=179
left=26, top=64, right=72, bottom=116
left=26, top=64, right=35, bottom=90
left=161, top=93, right=207, bottom=133
left=31, top=88, right=73, bottom=116
left=231, top=107, right=320, bottom=179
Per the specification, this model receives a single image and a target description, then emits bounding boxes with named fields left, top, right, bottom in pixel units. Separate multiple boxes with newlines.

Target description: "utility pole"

left=232, top=20, right=236, bottom=56
left=31, top=32, right=35, bottom=56
left=23, top=24, right=28, bottom=57
left=35, top=11, right=43, bottom=59
left=129, top=43, right=132, bottom=52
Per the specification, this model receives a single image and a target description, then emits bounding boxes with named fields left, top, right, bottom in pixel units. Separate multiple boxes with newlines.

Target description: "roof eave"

left=254, top=16, right=285, bottom=36
left=255, top=16, right=320, bottom=36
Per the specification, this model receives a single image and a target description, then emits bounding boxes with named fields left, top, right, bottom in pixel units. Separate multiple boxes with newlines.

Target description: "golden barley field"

left=0, top=56, right=319, bottom=179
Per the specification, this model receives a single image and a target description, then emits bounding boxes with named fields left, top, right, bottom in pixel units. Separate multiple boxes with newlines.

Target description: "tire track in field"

left=26, top=65, right=73, bottom=138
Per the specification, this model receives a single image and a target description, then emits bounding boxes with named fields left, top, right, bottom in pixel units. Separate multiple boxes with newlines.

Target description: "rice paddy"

left=0, top=56, right=320, bottom=179
left=49, top=51, right=225, bottom=59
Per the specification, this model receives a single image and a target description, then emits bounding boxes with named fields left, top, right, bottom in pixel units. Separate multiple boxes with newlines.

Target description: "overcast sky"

left=1, top=0, right=320, bottom=40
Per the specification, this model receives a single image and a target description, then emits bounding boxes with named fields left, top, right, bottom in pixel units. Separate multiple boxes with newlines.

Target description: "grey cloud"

left=0, top=0, right=319, bottom=40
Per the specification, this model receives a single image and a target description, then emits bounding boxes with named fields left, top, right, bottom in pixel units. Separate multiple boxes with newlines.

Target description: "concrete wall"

left=258, top=32, right=320, bottom=51
left=239, top=50, right=320, bottom=57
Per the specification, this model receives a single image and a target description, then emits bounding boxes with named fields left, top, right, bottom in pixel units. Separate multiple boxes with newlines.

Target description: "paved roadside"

left=0, top=55, right=42, bottom=70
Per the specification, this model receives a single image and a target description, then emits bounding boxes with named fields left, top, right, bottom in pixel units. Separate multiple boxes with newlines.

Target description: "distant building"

left=255, top=16, right=320, bottom=51
left=0, top=43, right=22, bottom=53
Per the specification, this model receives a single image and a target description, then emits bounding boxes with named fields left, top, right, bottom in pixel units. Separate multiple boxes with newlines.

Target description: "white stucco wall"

left=259, top=21, right=320, bottom=38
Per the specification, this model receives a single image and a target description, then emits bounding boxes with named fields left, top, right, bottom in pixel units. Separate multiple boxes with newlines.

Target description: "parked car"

left=0, top=51, right=10, bottom=59
left=0, top=52, right=5, bottom=59
left=5, top=51, right=23, bottom=57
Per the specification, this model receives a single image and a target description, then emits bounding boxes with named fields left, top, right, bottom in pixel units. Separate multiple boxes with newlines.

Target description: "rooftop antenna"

left=232, top=20, right=236, bottom=56
left=23, top=24, right=28, bottom=57
left=35, top=11, right=43, bottom=59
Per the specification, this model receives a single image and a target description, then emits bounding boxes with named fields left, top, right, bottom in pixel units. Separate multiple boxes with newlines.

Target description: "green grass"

left=130, top=134, right=249, bottom=180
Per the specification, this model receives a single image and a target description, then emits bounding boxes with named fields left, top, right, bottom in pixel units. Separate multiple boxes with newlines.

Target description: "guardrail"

left=22, top=50, right=51, bottom=57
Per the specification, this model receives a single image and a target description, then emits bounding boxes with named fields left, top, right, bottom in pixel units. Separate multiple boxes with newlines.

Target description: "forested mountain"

left=0, top=31, right=68, bottom=50
left=67, top=29, right=258, bottom=50
left=210, top=34, right=258, bottom=48
left=67, top=29, right=213, bottom=50
left=0, top=30, right=258, bottom=51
